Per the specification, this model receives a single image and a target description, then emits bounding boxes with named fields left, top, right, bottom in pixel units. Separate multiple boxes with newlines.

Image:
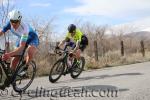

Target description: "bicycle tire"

left=49, top=59, right=65, bottom=83
left=12, top=61, right=36, bottom=93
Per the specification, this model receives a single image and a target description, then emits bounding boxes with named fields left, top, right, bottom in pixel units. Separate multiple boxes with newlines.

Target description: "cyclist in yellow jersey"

left=58, top=24, right=88, bottom=60
left=65, top=28, right=83, bottom=43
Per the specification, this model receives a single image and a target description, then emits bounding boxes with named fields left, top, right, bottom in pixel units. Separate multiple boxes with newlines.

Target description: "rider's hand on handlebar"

left=2, top=53, right=11, bottom=61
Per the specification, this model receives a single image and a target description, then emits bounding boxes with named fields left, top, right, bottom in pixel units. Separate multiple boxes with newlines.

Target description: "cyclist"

left=57, top=24, right=88, bottom=66
left=0, top=9, right=39, bottom=75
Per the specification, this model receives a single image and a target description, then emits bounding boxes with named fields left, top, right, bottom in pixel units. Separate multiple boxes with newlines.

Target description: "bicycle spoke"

left=51, top=62, right=63, bottom=78
left=13, top=61, right=36, bottom=92
left=49, top=59, right=64, bottom=83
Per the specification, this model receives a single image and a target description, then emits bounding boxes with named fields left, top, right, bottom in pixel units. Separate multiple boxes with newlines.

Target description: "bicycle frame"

left=0, top=43, right=28, bottom=83
left=49, top=43, right=85, bottom=83
left=56, top=44, right=75, bottom=74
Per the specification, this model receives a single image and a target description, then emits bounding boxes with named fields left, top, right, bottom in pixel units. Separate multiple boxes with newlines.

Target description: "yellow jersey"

left=65, top=29, right=83, bottom=42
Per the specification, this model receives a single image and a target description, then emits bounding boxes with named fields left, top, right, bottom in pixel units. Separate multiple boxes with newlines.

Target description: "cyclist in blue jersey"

left=0, top=10, right=39, bottom=74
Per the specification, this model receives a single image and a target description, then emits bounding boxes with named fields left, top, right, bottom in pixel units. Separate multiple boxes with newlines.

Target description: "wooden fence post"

left=94, top=40, right=98, bottom=61
left=140, top=40, right=145, bottom=57
left=120, top=40, right=124, bottom=56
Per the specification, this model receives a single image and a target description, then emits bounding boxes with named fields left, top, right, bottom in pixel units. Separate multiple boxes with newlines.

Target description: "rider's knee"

left=27, top=46, right=37, bottom=57
left=12, top=57, right=20, bottom=62
left=75, top=49, right=81, bottom=59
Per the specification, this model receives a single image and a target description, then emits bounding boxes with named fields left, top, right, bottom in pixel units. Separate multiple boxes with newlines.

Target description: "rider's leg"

left=26, top=45, right=37, bottom=65
left=74, top=49, right=81, bottom=60
left=74, top=44, right=86, bottom=60
left=19, top=45, right=37, bottom=76
left=11, top=57, right=20, bottom=71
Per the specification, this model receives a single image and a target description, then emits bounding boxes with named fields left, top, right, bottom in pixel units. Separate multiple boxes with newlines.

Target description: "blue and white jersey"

left=2, top=21, right=39, bottom=47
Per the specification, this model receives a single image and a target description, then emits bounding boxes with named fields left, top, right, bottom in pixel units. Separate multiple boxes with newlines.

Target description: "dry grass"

left=35, top=53, right=57, bottom=77
left=85, top=51, right=150, bottom=70
left=34, top=50, right=150, bottom=77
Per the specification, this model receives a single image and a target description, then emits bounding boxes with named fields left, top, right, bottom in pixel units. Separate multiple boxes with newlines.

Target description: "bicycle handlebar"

left=0, top=43, right=28, bottom=57
left=55, top=48, right=68, bottom=55
left=0, top=49, right=5, bottom=54
left=54, top=44, right=70, bottom=55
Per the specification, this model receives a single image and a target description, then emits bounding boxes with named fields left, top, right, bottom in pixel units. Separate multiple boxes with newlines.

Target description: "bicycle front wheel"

left=49, top=59, right=65, bottom=83
left=12, top=61, right=36, bottom=93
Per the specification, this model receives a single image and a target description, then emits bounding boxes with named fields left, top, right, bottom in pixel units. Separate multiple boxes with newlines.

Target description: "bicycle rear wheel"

left=49, top=59, right=65, bottom=83
left=12, top=61, right=36, bottom=92
left=70, top=57, right=85, bottom=79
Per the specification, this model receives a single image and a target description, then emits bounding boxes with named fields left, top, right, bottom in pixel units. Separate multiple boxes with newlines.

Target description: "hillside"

left=125, top=31, right=150, bottom=40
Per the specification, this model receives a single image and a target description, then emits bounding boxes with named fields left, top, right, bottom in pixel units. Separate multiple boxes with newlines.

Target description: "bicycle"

left=0, top=43, right=36, bottom=93
left=49, top=43, right=85, bottom=83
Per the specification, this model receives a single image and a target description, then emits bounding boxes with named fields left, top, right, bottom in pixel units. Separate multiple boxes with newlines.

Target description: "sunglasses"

left=10, top=20, right=19, bottom=23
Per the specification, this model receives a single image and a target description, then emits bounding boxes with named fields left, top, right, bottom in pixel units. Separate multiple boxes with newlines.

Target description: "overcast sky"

left=1, top=0, right=150, bottom=34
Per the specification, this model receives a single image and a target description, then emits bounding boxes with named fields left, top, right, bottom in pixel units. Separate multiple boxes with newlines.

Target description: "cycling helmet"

left=8, top=9, right=22, bottom=20
left=68, top=24, right=76, bottom=33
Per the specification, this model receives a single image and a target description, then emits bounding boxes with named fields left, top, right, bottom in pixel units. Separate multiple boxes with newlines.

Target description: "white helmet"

left=8, top=9, right=22, bottom=20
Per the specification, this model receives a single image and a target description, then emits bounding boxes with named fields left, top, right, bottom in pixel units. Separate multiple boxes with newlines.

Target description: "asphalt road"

left=0, top=61, right=150, bottom=100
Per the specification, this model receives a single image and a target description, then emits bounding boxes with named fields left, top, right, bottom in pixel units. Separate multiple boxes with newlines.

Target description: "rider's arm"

left=58, top=37, right=70, bottom=48
left=8, top=42, right=26, bottom=57
left=58, top=32, right=70, bottom=48
left=0, top=30, right=4, bottom=36
left=58, top=39, right=66, bottom=48
left=72, top=40, right=80, bottom=52
left=0, top=22, right=11, bottom=36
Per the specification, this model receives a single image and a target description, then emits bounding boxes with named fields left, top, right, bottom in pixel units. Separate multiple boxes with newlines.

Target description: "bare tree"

left=0, top=0, right=14, bottom=51
left=29, top=17, right=57, bottom=70
left=80, top=22, right=96, bottom=56
left=0, top=0, right=14, bottom=25
left=95, top=25, right=108, bottom=40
